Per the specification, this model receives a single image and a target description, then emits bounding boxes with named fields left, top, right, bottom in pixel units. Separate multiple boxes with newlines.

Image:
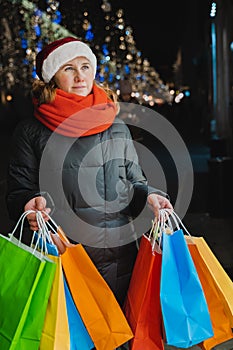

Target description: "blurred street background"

left=0, top=0, right=232, bottom=302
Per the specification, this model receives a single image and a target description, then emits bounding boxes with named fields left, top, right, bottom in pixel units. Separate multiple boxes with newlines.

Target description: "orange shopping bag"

left=186, top=236, right=233, bottom=350
left=189, top=235, right=233, bottom=327
left=124, top=233, right=164, bottom=350
left=56, top=227, right=133, bottom=350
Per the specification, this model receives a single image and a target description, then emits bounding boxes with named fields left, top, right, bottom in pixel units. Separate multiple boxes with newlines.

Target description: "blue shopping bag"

left=160, top=228, right=214, bottom=348
left=63, top=277, right=94, bottom=350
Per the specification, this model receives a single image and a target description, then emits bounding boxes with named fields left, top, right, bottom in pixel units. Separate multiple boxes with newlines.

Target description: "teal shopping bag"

left=0, top=214, right=56, bottom=350
left=160, top=228, right=214, bottom=348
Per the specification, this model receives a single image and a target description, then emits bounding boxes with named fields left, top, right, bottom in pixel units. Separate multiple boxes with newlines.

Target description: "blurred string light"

left=6, top=94, right=13, bottom=102
left=210, top=2, right=217, bottom=18
left=210, top=2, right=218, bottom=115
left=209, top=1, right=217, bottom=123
left=173, top=87, right=191, bottom=103
left=174, top=92, right=184, bottom=104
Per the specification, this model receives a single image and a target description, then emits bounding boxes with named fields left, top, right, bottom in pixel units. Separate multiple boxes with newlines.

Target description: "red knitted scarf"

left=33, top=84, right=117, bottom=137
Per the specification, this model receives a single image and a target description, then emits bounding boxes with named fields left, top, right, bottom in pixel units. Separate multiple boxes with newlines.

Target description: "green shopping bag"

left=0, top=211, right=56, bottom=350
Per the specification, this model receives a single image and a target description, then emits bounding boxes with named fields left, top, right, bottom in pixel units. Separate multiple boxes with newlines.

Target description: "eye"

left=81, top=64, right=90, bottom=70
left=64, top=66, right=75, bottom=71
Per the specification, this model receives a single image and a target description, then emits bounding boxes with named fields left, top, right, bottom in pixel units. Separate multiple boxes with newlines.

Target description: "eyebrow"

left=61, top=60, right=91, bottom=68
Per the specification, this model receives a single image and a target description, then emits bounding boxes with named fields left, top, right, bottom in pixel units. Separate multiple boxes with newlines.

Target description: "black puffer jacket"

left=7, top=116, right=163, bottom=305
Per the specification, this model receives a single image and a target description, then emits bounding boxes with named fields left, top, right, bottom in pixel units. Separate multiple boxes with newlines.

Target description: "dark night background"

left=120, top=0, right=210, bottom=86
left=1, top=0, right=233, bottom=281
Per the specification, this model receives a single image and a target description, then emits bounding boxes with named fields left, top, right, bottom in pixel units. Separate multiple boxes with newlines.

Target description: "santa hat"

left=36, top=37, right=97, bottom=83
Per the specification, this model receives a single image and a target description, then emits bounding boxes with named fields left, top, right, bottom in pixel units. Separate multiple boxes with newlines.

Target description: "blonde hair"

left=32, top=79, right=119, bottom=113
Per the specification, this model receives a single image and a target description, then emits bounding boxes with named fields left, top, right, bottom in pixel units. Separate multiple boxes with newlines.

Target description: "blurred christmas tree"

left=0, top=0, right=73, bottom=98
left=0, top=0, right=173, bottom=105
left=60, top=0, right=173, bottom=105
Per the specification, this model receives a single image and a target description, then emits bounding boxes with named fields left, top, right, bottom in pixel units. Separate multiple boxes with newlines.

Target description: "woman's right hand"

left=24, top=196, right=51, bottom=231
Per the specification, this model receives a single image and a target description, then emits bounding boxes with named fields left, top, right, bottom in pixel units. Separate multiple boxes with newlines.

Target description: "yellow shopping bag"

left=188, top=236, right=233, bottom=327
left=186, top=236, right=233, bottom=350
left=39, top=254, right=70, bottom=350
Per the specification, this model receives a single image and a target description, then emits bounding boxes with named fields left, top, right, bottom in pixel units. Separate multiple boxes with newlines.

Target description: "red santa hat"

left=36, top=36, right=97, bottom=83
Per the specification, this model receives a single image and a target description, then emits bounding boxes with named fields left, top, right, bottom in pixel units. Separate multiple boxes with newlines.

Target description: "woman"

left=6, top=36, right=173, bottom=306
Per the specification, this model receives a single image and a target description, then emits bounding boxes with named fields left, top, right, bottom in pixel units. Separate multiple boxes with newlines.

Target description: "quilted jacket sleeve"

left=6, top=119, right=51, bottom=220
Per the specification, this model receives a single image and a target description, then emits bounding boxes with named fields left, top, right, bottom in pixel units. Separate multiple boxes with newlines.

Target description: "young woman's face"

left=54, top=56, right=94, bottom=96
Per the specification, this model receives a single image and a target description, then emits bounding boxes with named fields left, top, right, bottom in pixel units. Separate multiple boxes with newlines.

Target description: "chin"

left=71, top=90, right=88, bottom=96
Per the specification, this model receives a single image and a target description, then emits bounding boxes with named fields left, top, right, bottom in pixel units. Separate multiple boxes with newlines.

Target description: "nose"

left=74, top=69, right=84, bottom=81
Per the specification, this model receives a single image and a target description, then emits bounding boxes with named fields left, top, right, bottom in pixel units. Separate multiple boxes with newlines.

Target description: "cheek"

left=55, top=75, right=71, bottom=90
left=87, top=75, right=94, bottom=88
left=60, top=77, right=71, bottom=88
left=59, top=79, right=71, bottom=92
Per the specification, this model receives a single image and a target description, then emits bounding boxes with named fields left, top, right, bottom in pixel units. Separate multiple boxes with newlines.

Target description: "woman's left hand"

left=147, top=193, right=173, bottom=219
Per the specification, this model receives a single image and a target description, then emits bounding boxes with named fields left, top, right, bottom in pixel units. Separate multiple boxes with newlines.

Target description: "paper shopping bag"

left=63, top=275, right=94, bottom=350
left=160, top=228, right=214, bottom=348
left=60, top=240, right=133, bottom=350
left=0, top=233, right=56, bottom=350
left=186, top=237, right=233, bottom=350
left=189, top=236, right=233, bottom=328
left=124, top=234, right=164, bottom=350
left=39, top=254, right=70, bottom=350
left=34, top=218, right=93, bottom=350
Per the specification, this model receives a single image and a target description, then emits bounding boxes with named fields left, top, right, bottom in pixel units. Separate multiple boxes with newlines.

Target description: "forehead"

left=63, top=56, right=91, bottom=65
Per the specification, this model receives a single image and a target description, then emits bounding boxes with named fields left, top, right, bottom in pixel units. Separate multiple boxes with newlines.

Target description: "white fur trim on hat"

left=42, top=41, right=97, bottom=83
